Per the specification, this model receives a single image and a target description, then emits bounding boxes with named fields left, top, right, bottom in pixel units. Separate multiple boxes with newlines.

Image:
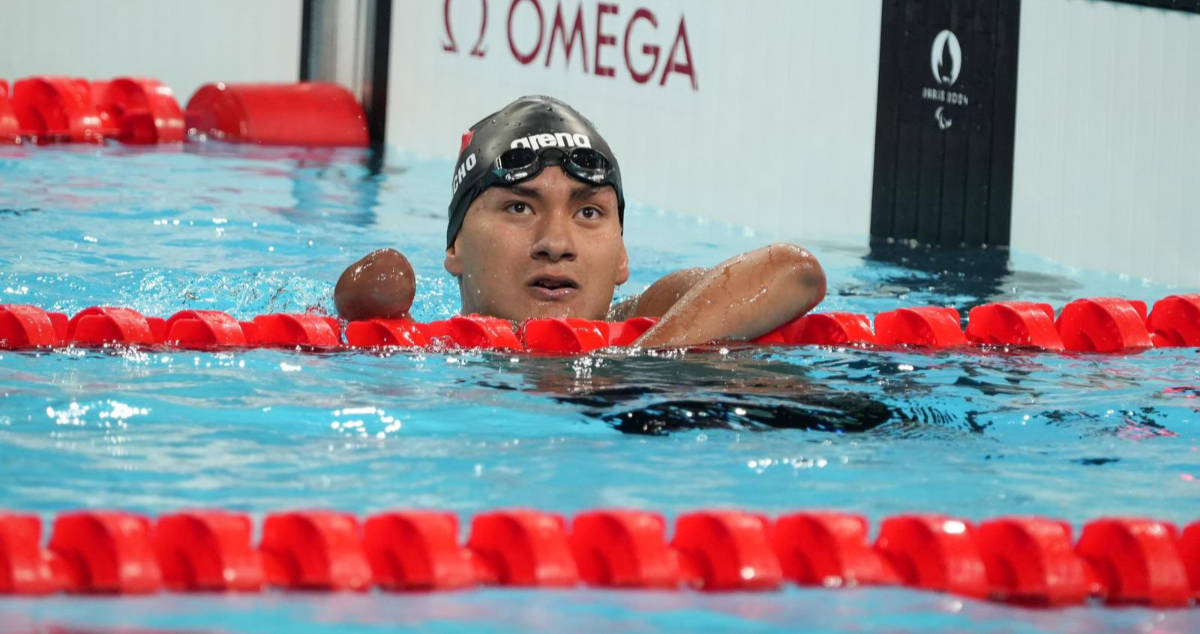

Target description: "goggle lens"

left=568, top=147, right=610, bottom=172
left=497, top=147, right=537, bottom=171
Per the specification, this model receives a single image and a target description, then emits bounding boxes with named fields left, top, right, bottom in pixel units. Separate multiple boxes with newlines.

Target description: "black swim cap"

left=446, top=95, right=624, bottom=248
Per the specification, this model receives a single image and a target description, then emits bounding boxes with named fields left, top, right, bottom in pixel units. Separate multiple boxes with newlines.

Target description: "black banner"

left=870, top=0, right=1020, bottom=247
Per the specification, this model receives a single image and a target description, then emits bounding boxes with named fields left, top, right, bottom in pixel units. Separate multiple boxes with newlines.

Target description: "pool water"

left=0, top=144, right=1198, bottom=633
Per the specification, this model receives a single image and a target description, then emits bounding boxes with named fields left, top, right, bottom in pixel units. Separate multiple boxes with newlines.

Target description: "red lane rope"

left=0, top=508, right=1197, bottom=607
left=1, top=295, right=1197, bottom=354
left=0, top=75, right=367, bottom=147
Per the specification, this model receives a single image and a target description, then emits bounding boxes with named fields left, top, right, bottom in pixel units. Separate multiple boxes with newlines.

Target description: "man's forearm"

left=634, top=243, right=826, bottom=348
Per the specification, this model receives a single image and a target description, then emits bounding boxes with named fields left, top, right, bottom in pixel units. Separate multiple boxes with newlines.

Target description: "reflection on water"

left=854, top=238, right=1086, bottom=311
left=536, top=351, right=895, bottom=435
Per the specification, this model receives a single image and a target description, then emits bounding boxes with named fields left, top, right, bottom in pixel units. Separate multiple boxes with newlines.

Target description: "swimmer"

left=334, top=95, right=826, bottom=347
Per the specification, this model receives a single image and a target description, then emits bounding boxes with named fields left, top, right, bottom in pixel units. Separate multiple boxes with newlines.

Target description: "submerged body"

left=335, top=96, right=826, bottom=346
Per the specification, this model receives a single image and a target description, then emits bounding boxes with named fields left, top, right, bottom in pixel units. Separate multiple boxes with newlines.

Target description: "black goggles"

left=489, top=146, right=616, bottom=188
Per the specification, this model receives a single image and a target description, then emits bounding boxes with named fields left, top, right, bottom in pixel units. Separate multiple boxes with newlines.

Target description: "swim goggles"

left=489, top=146, right=617, bottom=188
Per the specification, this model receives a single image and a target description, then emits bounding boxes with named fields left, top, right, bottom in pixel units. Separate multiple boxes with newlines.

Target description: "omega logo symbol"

left=931, top=29, right=962, bottom=86
left=441, top=0, right=699, bottom=90
left=443, top=0, right=488, bottom=57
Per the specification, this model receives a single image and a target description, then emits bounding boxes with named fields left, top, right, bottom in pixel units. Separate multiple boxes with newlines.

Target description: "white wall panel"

left=386, top=0, right=882, bottom=245
left=0, top=0, right=302, bottom=107
left=1012, top=0, right=1200, bottom=288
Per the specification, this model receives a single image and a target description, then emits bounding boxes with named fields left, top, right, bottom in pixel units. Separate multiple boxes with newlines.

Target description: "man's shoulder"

left=607, top=296, right=639, bottom=321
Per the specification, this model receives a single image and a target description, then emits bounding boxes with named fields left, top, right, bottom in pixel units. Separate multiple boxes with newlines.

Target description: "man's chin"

left=520, top=297, right=616, bottom=322
left=524, top=302, right=578, bottom=321
left=465, top=294, right=605, bottom=322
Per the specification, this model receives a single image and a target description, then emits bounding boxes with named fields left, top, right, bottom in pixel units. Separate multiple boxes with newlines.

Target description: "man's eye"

left=505, top=202, right=532, bottom=214
left=576, top=206, right=603, bottom=220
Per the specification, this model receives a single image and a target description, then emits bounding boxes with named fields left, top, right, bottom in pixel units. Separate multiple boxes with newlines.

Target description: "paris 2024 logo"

left=922, top=29, right=969, bottom=131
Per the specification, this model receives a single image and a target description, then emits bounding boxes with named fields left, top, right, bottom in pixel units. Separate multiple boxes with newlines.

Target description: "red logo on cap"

left=459, top=130, right=474, bottom=153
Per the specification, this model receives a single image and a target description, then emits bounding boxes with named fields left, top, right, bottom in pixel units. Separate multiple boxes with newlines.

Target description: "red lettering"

left=443, top=0, right=458, bottom=52
left=659, top=15, right=698, bottom=90
left=470, top=0, right=489, bottom=57
left=593, top=3, right=618, bottom=78
left=508, top=0, right=545, bottom=65
left=443, top=0, right=489, bottom=57
left=622, top=8, right=659, bottom=84
left=545, top=4, right=589, bottom=72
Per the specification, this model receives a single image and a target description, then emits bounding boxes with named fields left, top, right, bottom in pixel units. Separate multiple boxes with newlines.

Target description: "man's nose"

left=530, top=210, right=576, bottom=262
left=530, top=210, right=577, bottom=262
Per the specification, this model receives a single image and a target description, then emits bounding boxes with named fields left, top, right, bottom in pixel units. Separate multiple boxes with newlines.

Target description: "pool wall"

left=384, top=0, right=1200, bottom=289
left=385, top=0, right=883, bottom=250
left=0, top=0, right=302, bottom=111
left=1011, top=0, right=1200, bottom=289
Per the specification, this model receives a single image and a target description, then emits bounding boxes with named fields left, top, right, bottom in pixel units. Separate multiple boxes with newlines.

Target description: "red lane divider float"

left=184, top=82, right=368, bottom=147
left=429, top=315, right=522, bottom=351
left=93, top=77, right=185, bottom=144
left=874, top=514, right=989, bottom=599
left=0, top=76, right=366, bottom=147
left=163, top=310, right=248, bottom=349
left=155, top=511, right=263, bottom=592
left=1076, top=519, right=1194, bottom=606
left=66, top=306, right=160, bottom=347
left=1, top=508, right=1197, bottom=607
left=875, top=307, right=966, bottom=347
left=12, top=76, right=110, bottom=144
left=976, top=517, right=1090, bottom=606
left=345, top=318, right=431, bottom=348
left=753, top=312, right=875, bottom=346
left=771, top=511, right=899, bottom=588
left=966, top=302, right=1065, bottom=351
left=1056, top=298, right=1153, bottom=353
left=569, top=510, right=679, bottom=588
left=522, top=318, right=610, bottom=353
left=1148, top=295, right=1200, bottom=347
left=0, top=80, right=20, bottom=144
left=2, top=295, right=1199, bottom=355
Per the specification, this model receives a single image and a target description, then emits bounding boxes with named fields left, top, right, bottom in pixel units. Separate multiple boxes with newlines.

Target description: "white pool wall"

left=1010, top=0, right=1200, bottom=288
left=385, top=0, right=883, bottom=248
left=0, top=0, right=302, bottom=112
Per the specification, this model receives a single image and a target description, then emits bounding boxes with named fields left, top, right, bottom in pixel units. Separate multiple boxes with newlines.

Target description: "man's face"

left=445, top=166, right=629, bottom=321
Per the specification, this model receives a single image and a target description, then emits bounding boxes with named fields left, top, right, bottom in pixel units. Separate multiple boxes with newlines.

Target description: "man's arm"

left=630, top=243, right=826, bottom=348
left=333, top=248, right=416, bottom=321
left=607, top=267, right=707, bottom=321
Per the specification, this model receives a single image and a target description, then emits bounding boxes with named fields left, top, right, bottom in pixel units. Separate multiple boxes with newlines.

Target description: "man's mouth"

left=527, top=275, right=579, bottom=300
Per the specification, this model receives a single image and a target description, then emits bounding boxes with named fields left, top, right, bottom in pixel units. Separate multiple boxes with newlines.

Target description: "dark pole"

left=299, top=0, right=316, bottom=81
left=296, top=0, right=391, bottom=149
left=365, top=0, right=391, bottom=147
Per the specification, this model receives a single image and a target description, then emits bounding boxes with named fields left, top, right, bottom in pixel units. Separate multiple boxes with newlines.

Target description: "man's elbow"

left=766, top=242, right=826, bottom=307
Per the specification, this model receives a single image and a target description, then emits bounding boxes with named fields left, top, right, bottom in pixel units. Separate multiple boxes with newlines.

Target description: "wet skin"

left=445, top=166, right=629, bottom=322
left=335, top=167, right=828, bottom=347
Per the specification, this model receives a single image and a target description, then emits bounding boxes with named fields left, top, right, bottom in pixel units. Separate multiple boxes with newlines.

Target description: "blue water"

left=1, top=144, right=1198, bottom=632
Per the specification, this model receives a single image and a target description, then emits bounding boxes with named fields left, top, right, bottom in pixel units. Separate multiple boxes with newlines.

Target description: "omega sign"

left=920, top=29, right=969, bottom=130
left=442, top=0, right=698, bottom=90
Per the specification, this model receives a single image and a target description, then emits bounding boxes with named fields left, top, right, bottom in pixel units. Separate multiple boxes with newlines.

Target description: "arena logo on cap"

left=510, top=132, right=592, bottom=150
left=442, top=0, right=698, bottom=91
left=920, top=29, right=969, bottom=130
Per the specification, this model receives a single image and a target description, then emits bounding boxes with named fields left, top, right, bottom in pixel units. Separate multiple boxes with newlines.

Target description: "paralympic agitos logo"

left=442, top=0, right=699, bottom=90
